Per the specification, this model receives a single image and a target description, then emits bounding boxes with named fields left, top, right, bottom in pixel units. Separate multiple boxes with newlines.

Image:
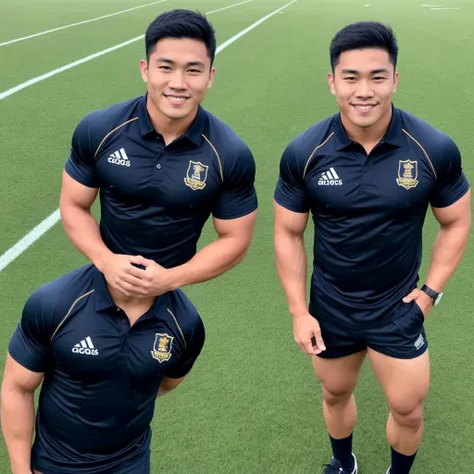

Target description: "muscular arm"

left=1, top=354, right=44, bottom=474
left=273, top=201, right=310, bottom=317
left=59, top=171, right=113, bottom=271
left=167, top=210, right=257, bottom=289
left=425, top=190, right=471, bottom=292
left=157, top=376, right=186, bottom=397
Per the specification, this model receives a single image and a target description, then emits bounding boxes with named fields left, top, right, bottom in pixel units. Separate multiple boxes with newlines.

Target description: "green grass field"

left=1, top=0, right=473, bottom=472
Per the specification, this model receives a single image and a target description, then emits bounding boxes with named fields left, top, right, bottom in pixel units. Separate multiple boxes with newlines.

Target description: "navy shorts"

left=314, top=301, right=428, bottom=360
left=34, top=450, right=150, bottom=474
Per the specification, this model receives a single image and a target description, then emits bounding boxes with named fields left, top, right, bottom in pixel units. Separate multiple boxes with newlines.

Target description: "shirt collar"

left=332, top=105, right=404, bottom=150
left=93, top=268, right=116, bottom=312
left=137, top=94, right=207, bottom=147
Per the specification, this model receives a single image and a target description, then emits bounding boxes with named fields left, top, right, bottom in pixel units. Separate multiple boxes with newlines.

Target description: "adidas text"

left=318, top=167, right=343, bottom=186
left=72, top=336, right=99, bottom=356
left=108, top=148, right=130, bottom=167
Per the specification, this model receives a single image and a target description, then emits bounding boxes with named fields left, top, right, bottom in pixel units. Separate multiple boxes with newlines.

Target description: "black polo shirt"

left=8, top=264, right=205, bottom=473
left=274, top=106, right=469, bottom=328
left=64, top=95, right=258, bottom=268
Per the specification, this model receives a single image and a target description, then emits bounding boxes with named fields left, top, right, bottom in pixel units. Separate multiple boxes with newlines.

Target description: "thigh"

left=368, top=348, right=430, bottom=412
left=313, top=348, right=367, bottom=396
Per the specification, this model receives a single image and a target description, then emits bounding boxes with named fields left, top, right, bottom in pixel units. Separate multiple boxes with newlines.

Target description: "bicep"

left=274, top=200, right=309, bottom=236
left=432, top=189, right=471, bottom=227
left=60, top=170, right=98, bottom=211
left=2, top=353, right=44, bottom=394
left=213, top=210, right=257, bottom=241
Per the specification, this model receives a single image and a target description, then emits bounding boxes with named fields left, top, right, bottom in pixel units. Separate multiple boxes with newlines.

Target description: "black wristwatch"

left=421, top=284, right=443, bottom=306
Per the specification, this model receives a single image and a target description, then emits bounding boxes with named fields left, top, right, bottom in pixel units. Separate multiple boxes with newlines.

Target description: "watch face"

left=435, top=293, right=443, bottom=305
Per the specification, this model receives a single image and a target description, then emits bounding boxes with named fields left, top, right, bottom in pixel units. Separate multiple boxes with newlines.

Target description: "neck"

left=108, top=284, right=156, bottom=313
left=341, top=107, right=393, bottom=152
left=147, top=95, right=197, bottom=143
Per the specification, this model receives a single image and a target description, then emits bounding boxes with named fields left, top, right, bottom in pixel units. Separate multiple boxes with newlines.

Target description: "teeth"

left=168, top=96, right=186, bottom=101
left=354, top=105, right=373, bottom=109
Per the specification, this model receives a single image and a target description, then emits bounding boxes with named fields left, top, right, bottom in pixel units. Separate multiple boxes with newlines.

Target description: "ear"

left=393, top=71, right=399, bottom=93
left=207, top=66, right=216, bottom=90
left=328, top=72, right=336, bottom=96
left=139, top=59, right=148, bottom=84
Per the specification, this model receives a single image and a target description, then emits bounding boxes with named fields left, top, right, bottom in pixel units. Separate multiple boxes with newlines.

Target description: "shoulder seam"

left=201, top=134, right=224, bottom=183
left=303, top=132, right=335, bottom=179
left=50, top=290, right=95, bottom=341
left=93, top=117, right=139, bottom=159
left=166, top=308, right=187, bottom=349
left=402, top=129, right=437, bottom=180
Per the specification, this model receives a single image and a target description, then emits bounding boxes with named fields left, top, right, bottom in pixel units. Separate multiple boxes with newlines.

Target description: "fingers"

left=402, top=288, right=420, bottom=303
left=129, top=255, right=156, bottom=268
left=304, top=330, right=326, bottom=355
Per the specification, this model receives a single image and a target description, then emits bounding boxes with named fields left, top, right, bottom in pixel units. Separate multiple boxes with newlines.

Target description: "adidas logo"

left=108, top=148, right=130, bottom=167
left=72, top=336, right=99, bottom=356
left=318, top=167, right=343, bottom=186
left=414, top=333, right=425, bottom=350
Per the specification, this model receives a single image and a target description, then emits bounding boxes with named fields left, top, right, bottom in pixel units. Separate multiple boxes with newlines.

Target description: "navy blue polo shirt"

left=64, top=95, right=257, bottom=267
left=8, top=264, right=205, bottom=473
left=274, top=106, right=470, bottom=327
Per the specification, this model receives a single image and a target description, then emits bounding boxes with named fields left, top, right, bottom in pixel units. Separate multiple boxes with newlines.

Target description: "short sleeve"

left=8, top=291, right=53, bottom=373
left=273, top=141, right=311, bottom=213
left=166, top=318, right=205, bottom=379
left=64, top=115, right=99, bottom=188
left=212, top=144, right=258, bottom=220
left=430, top=136, right=470, bottom=208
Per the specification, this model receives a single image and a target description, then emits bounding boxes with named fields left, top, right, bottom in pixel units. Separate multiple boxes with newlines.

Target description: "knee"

left=322, top=385, right=353, bottom=406
left=390, top=400, right=424, bottom=430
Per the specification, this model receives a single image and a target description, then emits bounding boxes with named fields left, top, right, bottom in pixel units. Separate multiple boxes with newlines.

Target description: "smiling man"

left=273, top=22, right=471, bottom=474
left=59, top=9, right=257, bottom=300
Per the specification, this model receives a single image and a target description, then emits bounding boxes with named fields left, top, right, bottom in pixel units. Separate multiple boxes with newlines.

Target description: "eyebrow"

left=156, top=57, right=205, bottom=67
left=341, top=68, right=390, bottom=75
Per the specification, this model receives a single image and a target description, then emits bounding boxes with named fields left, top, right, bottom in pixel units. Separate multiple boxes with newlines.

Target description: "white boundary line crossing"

left=0, top=0, right=170, bottom=48
left=0, top=0, right=254, bottom=102
left=0, top=0, right=298, bottom=273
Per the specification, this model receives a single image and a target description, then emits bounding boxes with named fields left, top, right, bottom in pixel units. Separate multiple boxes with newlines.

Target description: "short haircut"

left=145, top=9, right=216, bottom=66
left=329, top=21, right=398, bottom=72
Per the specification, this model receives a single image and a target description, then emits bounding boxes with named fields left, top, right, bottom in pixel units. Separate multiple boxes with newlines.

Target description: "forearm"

left=60, top=205, right=113, bottom=271
left=425, top=223, right=470, bottom=292
left=274, top=232, right=308, bottom=317
left=168, top=235, right=249, bottom=289
left=1, top=390, right=35, bottom=473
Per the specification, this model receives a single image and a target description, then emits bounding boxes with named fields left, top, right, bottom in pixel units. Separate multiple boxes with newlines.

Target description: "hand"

left=100, top=254, right=149, bottom=298
left=292, top=312, right=326, bottom=355
left=127, top=256, right=177, bottom=298
left=402, top=288, right=433, bottom=320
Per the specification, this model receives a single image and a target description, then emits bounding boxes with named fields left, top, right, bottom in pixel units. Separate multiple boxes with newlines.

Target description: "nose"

left=355, top=80, right=375, bottom=99
left=169, top=70, right=186, bottom=90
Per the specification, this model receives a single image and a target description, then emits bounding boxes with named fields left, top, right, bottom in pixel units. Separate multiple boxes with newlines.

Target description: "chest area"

left=305, top=148, right=435, bottom=213
left=95, top=136, right=221, bottom=208
left=51, top=315, right=185, bottom=381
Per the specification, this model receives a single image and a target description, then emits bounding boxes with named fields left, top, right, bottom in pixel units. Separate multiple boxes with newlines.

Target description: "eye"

left=188, top=69, right=202, bottom=74
left=158, top=66, right=171, bottom=71
left=344, top=76, right=356, bottom=82
left=373, top=76, right=386, bottom=81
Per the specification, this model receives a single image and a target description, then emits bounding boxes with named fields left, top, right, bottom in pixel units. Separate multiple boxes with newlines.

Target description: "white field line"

left=0, top=0, right=298, bottom=273
left=0, top=0, right=170, bottom=48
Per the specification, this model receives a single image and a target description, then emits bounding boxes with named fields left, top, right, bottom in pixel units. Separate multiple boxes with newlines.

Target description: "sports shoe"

left=322, top=453, right=358, bottom=473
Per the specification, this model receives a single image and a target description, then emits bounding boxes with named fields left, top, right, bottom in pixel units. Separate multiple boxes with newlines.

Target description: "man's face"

left=140, top=38, right=215, bottom=121
left=328, top=48, right=399, bottom=129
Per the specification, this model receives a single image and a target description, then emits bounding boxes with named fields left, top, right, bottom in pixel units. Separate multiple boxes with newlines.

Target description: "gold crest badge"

left=151, top=333, right=174, bottom=363
left=396, top=159, right=419, bottom=190
left=184, top=161, right=209, bottom=190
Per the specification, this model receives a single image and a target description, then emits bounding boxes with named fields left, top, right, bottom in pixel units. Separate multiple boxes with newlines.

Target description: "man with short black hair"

left=59, top=8, right=257, bottom=301
left=274, top=21, right=470, bottom=474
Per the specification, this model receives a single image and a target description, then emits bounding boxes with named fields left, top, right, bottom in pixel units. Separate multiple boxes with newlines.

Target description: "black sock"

left=390, top=447, right=417, bottom=474
left=329, top=433, right=354, bottom=471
